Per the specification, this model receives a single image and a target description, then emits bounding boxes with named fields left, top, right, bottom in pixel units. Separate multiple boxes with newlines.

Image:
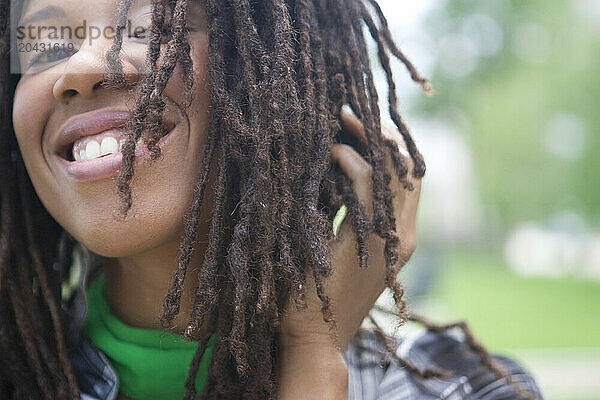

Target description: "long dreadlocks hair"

left=0, top=0, right=540, bottom=399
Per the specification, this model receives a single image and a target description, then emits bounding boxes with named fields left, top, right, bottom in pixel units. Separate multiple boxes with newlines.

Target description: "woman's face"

left=12, top=0, right=212, bottom=257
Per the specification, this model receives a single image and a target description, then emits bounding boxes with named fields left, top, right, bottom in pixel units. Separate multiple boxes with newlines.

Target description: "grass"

left=428, top=248, right=600, bottom=350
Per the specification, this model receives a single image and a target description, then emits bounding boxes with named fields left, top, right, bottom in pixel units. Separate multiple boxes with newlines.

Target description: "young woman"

left=0, top=0, right=544, bottom=398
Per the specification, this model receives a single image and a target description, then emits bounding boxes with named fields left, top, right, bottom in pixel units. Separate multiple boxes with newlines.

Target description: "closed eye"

left=130, top=23, right=174, bottom=43
left=26, top=44, right=78, bottom=72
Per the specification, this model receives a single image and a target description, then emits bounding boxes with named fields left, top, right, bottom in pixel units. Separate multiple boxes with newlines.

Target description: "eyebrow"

left=19, top=5, right=66, bottom=27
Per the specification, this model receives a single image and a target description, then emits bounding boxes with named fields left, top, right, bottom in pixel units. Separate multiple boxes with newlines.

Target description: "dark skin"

left=12, top=0, right=422, bottom=398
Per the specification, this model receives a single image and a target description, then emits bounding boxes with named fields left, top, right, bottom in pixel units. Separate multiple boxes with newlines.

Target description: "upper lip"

left=54, top=109, right=175, bottom=160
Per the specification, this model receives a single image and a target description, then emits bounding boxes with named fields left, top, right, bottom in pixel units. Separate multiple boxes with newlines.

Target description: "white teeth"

left=100, top=137, right=119, bottom=156
left=71, top=133, right=148, bottom=161
left=85, top=140, right=100, bottom=160
left=73, top=135, right=126, bottom=161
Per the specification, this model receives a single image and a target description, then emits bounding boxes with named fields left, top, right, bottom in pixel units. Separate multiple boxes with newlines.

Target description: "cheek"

left=187, top=35, right=212, bottom=143
left=163, top=33, right=212, bottom=166
left=12, top=77, right=53, bottom=162
left=165, top=34, right=211, bottom=112
left=12, top=76, right=58, bottom=207
left=190, top=36, right=211, bottom=97
left=12, top=77, right=80, bottom=246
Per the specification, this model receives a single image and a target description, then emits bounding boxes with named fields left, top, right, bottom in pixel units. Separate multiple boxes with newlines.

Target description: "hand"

left=275, top=105, right=423, bottom=399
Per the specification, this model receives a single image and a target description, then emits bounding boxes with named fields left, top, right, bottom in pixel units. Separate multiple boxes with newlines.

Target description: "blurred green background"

left=370, top=1, right=600, bottom=399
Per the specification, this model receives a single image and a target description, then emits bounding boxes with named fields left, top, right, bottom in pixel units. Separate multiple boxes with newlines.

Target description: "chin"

left=68, top=214, right=183, bottom=259
left=78, top=237, right=144, bottom=259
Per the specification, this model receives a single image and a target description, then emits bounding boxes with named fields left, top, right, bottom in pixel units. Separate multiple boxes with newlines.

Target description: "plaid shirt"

left=345, top=328, right=543, bottom=400
left=63, top=245, right=544, bottom=400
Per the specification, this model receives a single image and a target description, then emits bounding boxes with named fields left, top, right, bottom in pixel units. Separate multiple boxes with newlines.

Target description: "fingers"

left=335, top=105, right=424, bottom=239
left=330, top=143, right=374, bottom=226
left=330, top=143, right=373, bottom=197
left=340, top=105, right=368, bottom=145
left=333, top=108, right=424, bottom=283
left=340, top=104, right=413, bottom=176
left=381, top=120, right=410, bottom=158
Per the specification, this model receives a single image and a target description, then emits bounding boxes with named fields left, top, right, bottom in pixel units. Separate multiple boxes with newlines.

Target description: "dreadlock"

left=0, top=0, right=541, bottom=399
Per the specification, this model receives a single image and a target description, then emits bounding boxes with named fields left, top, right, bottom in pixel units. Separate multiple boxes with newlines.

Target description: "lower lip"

left=56, top=129, right=175, bottom=182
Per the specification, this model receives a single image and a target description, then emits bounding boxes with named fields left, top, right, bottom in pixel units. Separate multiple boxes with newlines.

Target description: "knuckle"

left=381, top=121, right=401, bottom=141
left=360, top=163, right=373, bottom=180
left=407, top=236, right=417, bottom=255
left=400, top=235, right=417, bottom=263
left=403, top=153, right=415, bottom=174
left=381, top=132, right=414, bottom=178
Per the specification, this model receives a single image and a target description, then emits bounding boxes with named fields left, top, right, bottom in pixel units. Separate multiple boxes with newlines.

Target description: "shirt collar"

left=60, top=239, right=119, bottom=400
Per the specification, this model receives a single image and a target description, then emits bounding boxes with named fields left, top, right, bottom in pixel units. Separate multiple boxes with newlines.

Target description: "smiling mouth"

left=61, top=123, right=176, bottom=162
left=56, top=122, right=179, bottom=183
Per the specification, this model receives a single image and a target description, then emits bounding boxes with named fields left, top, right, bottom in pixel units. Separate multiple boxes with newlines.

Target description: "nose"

left=52, top=40, right=139, bottom=103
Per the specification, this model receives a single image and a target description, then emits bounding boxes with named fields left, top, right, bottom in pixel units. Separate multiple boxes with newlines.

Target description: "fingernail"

left=397, top=144, right=410, bottom=158
left=341, top=104, right=354, bottom=116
